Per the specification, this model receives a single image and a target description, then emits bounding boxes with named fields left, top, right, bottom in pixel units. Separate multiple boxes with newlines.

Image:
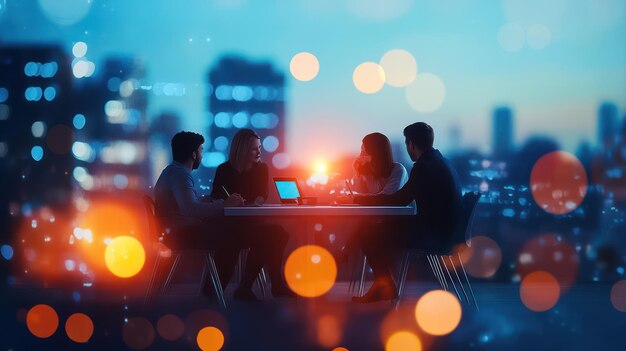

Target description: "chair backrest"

left=142, top=195, right=161, bottom=241
left=461, top=192, right=480, bottom=247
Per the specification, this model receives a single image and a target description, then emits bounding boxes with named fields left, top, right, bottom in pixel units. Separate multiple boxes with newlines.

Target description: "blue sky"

left=2, top=0, right=625, bottom=165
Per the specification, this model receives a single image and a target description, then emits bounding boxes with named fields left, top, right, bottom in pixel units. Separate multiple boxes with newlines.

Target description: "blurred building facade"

left=202, top=56, right=287, bottom=186
left=0, top=45, right=73, bottom=231
left=72, top=56, right=151, bottom=194
left=492, top=106, right=514, bottom=160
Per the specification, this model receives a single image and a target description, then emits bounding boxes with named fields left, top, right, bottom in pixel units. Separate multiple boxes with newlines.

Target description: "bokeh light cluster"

left=26, top=305, right=93, bottom=343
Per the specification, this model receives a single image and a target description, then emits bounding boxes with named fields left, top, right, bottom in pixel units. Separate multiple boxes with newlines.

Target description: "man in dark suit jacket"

left=342, top=122, right=463, bottom=303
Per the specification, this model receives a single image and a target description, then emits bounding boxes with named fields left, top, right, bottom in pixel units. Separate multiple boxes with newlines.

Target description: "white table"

left=224, top=205, right=416, bottom=217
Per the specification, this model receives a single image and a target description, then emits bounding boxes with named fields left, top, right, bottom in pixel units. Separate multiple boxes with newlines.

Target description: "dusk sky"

left=2, top=0, right=625, bottom=165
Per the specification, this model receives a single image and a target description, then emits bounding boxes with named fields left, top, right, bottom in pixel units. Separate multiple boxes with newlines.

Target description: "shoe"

left=271, top=285, right=297, bottom=298
left=233, top=287, right=261, bottom=302
left=351, top=282, right=397, bottom=303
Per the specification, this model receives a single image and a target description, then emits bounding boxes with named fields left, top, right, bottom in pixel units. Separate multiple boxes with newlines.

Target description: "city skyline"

left=2, top=0, right=625, bottom=165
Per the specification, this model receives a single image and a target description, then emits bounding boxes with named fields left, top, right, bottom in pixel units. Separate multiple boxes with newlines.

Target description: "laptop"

left=273, top=177, right=303, bottom=205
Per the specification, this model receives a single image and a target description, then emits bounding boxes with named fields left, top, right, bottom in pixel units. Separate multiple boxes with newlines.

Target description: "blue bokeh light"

left=31, top=145, right=44, bottom=161
left=73, top=114, right=86, bottom=129
left=1, top=244, right=13, bottom=260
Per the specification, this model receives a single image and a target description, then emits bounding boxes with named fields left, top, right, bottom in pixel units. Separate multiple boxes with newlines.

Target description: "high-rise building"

left=598, top=102, right=618, bottom=149
left=72, top=56, right=151, bottom=193
left=0, top=45, right=73, bottom=226
left=204, top=56, right=286, bottom=174
left=492, top=106, right=514, bottom=159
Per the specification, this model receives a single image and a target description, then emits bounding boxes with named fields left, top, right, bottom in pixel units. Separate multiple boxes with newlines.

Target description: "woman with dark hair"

left=352, top=132, right=408, bottom=195
left=338, top=133, right=408, bottom=262
left=211, top=128, right=294, bottom=300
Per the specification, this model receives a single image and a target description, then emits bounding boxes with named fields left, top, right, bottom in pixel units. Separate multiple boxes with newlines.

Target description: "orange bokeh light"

left=284, top=245, right=337, bottom=297
left=317, top=314, right=342, bottom=348
left=78, top=200, right=142, bottom=240
left=530, top=151, right=588, bottom=215
left=517, top=234, right=579, bottom=289
left=65, top=313, right=94, bottom=343
left=157, top=314, right=185, bottom=341
left=379, top=306, right=433, bottom=350
left=610, top=280, right=626, bottom=312
left=455, top=235, right=502, bottom=278
left=26, top=304, right=59, bottom=338
left=333, top=348, right=350, bottom=351
left=104, top=235, right=146, bottom=278
left=385, top=331, right=422, bottom=351
left=353, top=61, right=386, bottom=94
left=197, top=326, right=225, bottom=351
left=290, top=52, right=320, bottom=82
left=520, top=271, right=560, bottom=312
left=415, top=290, right=462, bottom=336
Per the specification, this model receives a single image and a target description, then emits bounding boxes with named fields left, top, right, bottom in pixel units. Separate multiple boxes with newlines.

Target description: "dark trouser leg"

left=169, top=221, right=245, bottom=291
left=213, top=236, right=242, bottom=289
left=261, top=225, right=289, bottom=287
left=360, top=227, right=393, bottom=282
left=239, top=224, right=290, bottom=290
left=359, top=220, right=407, bottom=283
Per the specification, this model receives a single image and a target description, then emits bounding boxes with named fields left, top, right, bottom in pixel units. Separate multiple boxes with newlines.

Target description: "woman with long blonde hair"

left=211, top=128, right=294, bottom=300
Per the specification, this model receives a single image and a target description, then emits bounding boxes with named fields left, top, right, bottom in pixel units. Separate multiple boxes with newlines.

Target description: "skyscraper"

left=492, top=106, right=514, bottom=159
left=598, top=102, right=618, bottom=149
left=72, top=56, right=151, bottom=193
left=205, top=56, right=286, bottom=173
left=0, top=45, right=73, bottom=227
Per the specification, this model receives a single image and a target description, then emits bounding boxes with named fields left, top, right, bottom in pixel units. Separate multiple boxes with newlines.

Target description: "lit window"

left=72, top=42, right=88, bottom=58
left=263, top=136, right=279, bottom=153
left=73, top=114, right=86, bottom=129
left=214, top=136, right=229, bottom=151
left=31, top=146, right=44, bottom=161
left=31, top=121, right=46, bottom=138
left=40, top=62, right=58, bottom=78
left=232, top=86, right=253, bottom=102
left=24, top=87, right=43, bottom=102
left=72, top=142, right=95, bottom=162
left=214, top=112, right=231, bottom=128
left=24, top=62, right=40, bottom=77
left=266, top=113, right=279, bottom=128
left=0, top=87, right=9, bottom=103
left=254, top=86, right=269, bottom=100
left=43, top=86, right=56, bottom=101
left=215, top=85, right=233, bottom=101
left=232, top=111, right=248, bottom=128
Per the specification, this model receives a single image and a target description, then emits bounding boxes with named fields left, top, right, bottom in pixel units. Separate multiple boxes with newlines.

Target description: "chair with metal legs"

left=142, top=196, right=227, bottom=309
left=394, top=192, right=481, bottom=310
left=236, top=248, right=269, bottom=299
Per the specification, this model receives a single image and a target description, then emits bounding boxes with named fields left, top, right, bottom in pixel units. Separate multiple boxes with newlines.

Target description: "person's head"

left=229, top=128, right=261, bottom=172
left=403, top=122, right=434, bottom=161
left=171, top=131, right=205, bottom=169
left=360, top=132, right=394, bottom=179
